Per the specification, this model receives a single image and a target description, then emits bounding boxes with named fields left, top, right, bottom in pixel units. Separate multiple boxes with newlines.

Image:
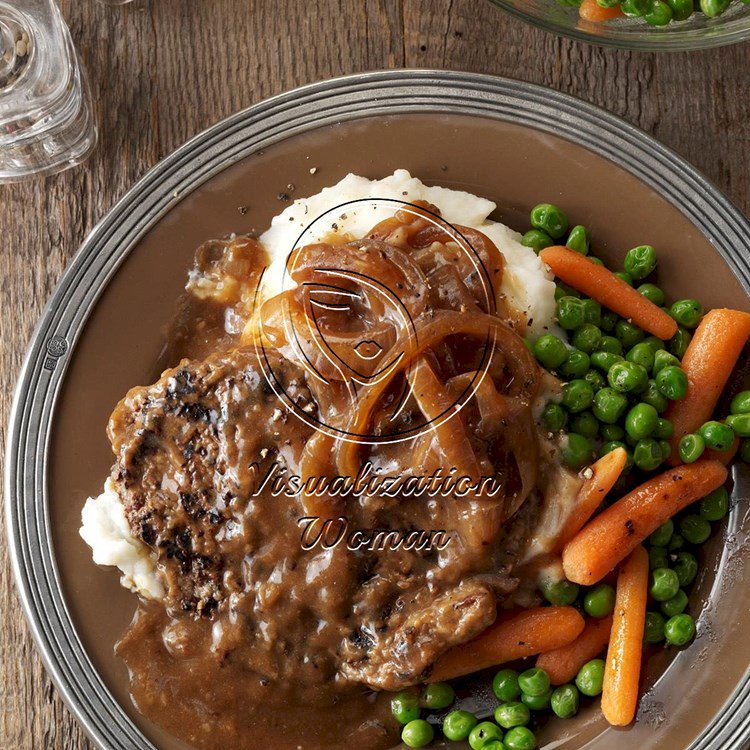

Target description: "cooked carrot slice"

left=562, top=460, right=727, bottom=585
left=558, top=447, right=627, bottom=548
left=667, top=308, right=750, bottom=464
left=579, top=0, right=624, bottom=21
left=540, top=246, right=677, bottom=340
left=428, top=606, right=584, bottom=682
left=601, top=546, right=649, bottom=726
left=536, top=615, right=613, bottom=685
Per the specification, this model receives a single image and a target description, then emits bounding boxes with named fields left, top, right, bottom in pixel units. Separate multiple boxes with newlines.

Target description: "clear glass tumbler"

left=0, top=0, right=97, bottom=182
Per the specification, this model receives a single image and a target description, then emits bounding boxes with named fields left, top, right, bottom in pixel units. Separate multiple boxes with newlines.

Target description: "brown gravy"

left=108, top=207, right=555, bottom=749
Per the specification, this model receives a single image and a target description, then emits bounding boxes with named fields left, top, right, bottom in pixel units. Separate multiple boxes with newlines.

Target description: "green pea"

left=530, top=203, right=568, bottom=239
left=650, top=519, right=674, bottom=547
left=669, top=533, right=685, bottom=553
left=596, top=0, right=622, bottom=7
left=596, top=335, right=623, bottom=355
left=608, top=361, right=649, bottom=394
left=698, top=420, right=735, bottom=451
left=443, top=710, right=479, bottom=741
left=575, top=659, right=604, bottom=697
left=584, top=584, right=616, bottom=618
left=469, top=722, right=504, bottom=750
left=700, top=487, right=729, bottom=522
left=669, top=327, right=692, bottom=358
left=557, top=296, right=587, bottom=331
left=653, top=349, right=681, bottom=376
left=483, top=742, right=507, bottom=750
left=582, top=299, right=602, bottom=326
left=591, top=351, right=624, bottom=373
left=493, top=669, right=522, bottom=702
left=700, top=0, right=731, bottom=16
left=669, top=300, right=703, bottom=328
left=593, top=387, right=628, bottom=424
left=540, top=579, right=580, bottom=606
left=585, top=369, right=607, bottom=392
left=624, top=245, right=657, bottom=280
left=563, top=433, right=593, bottom=470
left=562, top=380, right=594, bottom=413
left=518, top=667, right=551, bottom=697
left=615, top=320, right=645, bottom=350
left=656, top=365, right=688, bottom=400
left=741, top=439, right=750, bottom=463
left=641, top=380, right=669, bottom=413
left=625, top=403, right=659, bottom=440
left=504, top=726, right=537, bottom=750
left=634, top=438, right=663, bottom=471
left=645, top=1, right=673, bottom=24
left=726, top=413, right=750, bottom=438
left=391, top=690, right=420, bottom=724
left=653, top=417, right=674, bottom=440
left=601, top=311, right=618, bottom=332
left=614, top=270, right=634, bottom=286
left=661, top=589, right=689, bottom=618
left=550, top=684, right=580, bottom=719
left=522, top=229, right=554, bottom=253
left=533, top=334, right=568, bottom=370
left=650, top=567, right=680, bottom=602
left=570, top=411, right=599, bottom=440
left=673, top=552, right=698, bottom=587
left=659, top=440, right=672, bottom=462
left=678, top=433, right=705, bottom=464
left=402, top=719, right=434, bottom=748
left=637, top=283, right=665, bottom=306
left=589, top=257, right=604, bottom=266
left=664, top=613, right=696, bottom=646
left=621, top=0, right=651, bottom=13
left=494, top=702, right=530, bottom=729
left=667, top=0, right=694, bottom=19
left=644, top=611, right=667, bottom=644
left=649, top=546, right=669, bottom=571
left=521, top=690, right=551, bottom=711
left=566, top=225, right=589, bottom=255
left=680, top=514, right=711, bottom=545
left=541, top=402, right=566, bottom=432
left=559, top=349, right=591, bottom=379
left=572, top=324, right=602, bottom=354
left=421, top=682, right=455, bottom=710
left=730, top=391, right=750, bottom=415
left=626, top=342, right=655, bottom=373
left=601, top=423, right=625, bottom=441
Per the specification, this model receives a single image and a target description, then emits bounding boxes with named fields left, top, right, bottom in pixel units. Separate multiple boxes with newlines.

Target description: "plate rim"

left=6, top=68, right=750, bottom=750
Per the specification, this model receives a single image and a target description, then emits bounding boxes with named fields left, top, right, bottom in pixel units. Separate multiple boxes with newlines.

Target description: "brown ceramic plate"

left=7, top=71, right=750, bottom=750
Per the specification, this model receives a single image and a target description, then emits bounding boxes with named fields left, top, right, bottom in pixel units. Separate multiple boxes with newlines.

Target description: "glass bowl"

left=487, top=0, right=750, bottom=49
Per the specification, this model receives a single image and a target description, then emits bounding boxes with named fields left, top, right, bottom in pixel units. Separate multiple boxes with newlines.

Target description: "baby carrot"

left=536, top=615, right=613, bottom=685
left=557, top=447, right=628, bottom=548
left=562, top=460, right=727, bottom=585
left=428, top=606, right=585, bottom=682
left=601, top=546, right=649, bottom=726
left=540, top=246, right=677, bottom=340
left=667, top=308, right=750, bottom=464
left=579, top=0, right=624, bottom=21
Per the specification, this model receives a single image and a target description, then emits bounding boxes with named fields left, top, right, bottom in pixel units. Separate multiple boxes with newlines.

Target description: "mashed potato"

left=260, top=170, right=558, bottom=339
left=80, top=171, right=561, bottom=598
left=80, top=479, right=164, bottom=599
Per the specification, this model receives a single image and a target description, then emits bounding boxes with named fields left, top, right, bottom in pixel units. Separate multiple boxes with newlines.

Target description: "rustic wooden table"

left=0, top=0, right=748, bottom=746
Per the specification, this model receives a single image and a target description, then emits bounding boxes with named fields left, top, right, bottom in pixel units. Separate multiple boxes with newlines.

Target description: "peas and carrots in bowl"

left=390, top=201, right=749, bottom=748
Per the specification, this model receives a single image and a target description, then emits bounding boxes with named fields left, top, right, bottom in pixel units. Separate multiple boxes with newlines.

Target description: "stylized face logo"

left=255, top=198, right=497, bottom=445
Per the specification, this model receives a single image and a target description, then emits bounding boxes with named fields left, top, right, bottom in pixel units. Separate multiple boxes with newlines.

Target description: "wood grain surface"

left=0, top=0, right=748, bottom=747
